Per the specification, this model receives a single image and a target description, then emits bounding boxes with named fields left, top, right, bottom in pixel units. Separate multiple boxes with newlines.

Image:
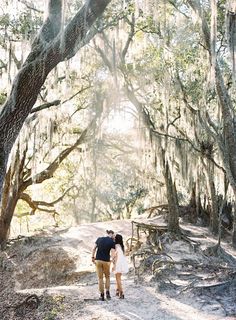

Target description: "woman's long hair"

left=115, top=234, right=125, bottom=252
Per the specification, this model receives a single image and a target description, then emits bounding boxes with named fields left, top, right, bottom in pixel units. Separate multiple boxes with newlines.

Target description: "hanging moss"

left=226, top=9, right=236, bottom=79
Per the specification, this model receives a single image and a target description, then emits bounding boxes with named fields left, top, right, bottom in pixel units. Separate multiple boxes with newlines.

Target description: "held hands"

left=92, top=256, right=95, bottom=264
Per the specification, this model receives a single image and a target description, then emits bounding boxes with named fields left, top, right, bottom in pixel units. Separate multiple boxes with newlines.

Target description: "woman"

left=112, top=233, right=129, bottom=299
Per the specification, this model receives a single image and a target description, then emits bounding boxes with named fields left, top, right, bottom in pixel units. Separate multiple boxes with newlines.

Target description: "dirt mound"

left=5, top=220, right=133, bottom=290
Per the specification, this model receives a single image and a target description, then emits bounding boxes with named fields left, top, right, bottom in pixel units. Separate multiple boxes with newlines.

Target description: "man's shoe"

left=106, top=291, right=111, bottom=300
left=99, top=293, right=105, bottom=301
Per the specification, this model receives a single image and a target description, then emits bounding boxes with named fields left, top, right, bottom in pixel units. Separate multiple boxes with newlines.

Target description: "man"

left=92, top=230, right=115, bottom=301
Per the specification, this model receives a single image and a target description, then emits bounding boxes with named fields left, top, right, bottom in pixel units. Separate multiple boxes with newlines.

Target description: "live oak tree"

left=1, top=0, right=236, bottom=247
left=0, top=111, right=98, bottom=243
left=91, top=0, right=236, bottom=244
left=186, top=0, right=236, bottom=246
left=0, top=0, right=111, bottom=244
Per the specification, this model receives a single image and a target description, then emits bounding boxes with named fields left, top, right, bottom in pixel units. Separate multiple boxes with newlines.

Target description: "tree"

left=1, top=0, right=235, bottom=247
left=91, top=0, right=236, bottom=241
left=0, top=0, right=112, bottom=244
left=185, top=0, right=236, bottom=246
left=0, top=114, right=97, bottom=243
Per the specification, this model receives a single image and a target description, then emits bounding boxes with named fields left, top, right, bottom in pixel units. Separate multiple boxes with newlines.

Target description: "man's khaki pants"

left=95, top=260, right=111, bottom=293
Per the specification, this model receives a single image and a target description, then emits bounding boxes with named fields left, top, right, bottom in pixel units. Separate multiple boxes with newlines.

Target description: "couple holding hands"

left=92, top=230, right=129, bottom=301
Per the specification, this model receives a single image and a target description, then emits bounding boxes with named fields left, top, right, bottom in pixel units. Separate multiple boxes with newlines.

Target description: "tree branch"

left=31, top=0, right=63, bottom=49
left=0, top=59, right=7, bottom=71
left=176, top=72, right=198, bottom=114
left=121, top=14, right=135, bottom=60
left=0, top=0, right=111, bottom=155
left=62, top=86, right=91, bottom=104
left=31, top=99, right=61, bottom=113
left=93, top=39, right=113, bottom=72
left=1, top=42, right=22, bottom=70
left=20, top=186, right=78, bottom=214
left=18, top=0, right=44, bottom=14
left=20, top=117, right=96, bottom=191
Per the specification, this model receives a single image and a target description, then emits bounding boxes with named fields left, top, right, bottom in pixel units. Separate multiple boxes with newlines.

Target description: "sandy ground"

left=1, top=217, right=236, bottom=320
left=19, top=274, right=234, bottom=320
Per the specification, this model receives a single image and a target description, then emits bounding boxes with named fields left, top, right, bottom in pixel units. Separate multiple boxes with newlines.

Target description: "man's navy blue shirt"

left=95, top=236, right=115, bottom=261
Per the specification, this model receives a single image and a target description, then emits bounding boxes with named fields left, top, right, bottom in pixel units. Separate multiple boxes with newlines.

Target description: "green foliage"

left=0, top=92, right=7, bottom=105
left=0, top=14, right=10, bottom=29
left=100, top=168, right=148, bottom=218
left=136, top=15, right=160, bottom=34
left=43, top=295, right=65, bottom=320
left=15, top=199, right=31, bottom=218
left=0, top=8, right=43, bottom=41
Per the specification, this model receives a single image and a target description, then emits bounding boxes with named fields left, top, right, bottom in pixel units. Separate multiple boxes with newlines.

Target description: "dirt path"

left=1, top=217, right=236, bottom=320
left=18, top=272, right=231, bottom=320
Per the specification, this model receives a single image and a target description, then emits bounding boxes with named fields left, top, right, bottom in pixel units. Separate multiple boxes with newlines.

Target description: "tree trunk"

left=125, top=203, right=132, bottom=219
left=0, top=192, right=19, bottom=246
left=0, top=143, right=26, bottom=245
left=187, top=0, right=236, bottom=246
left=0, top=155, right=21, bottom=245
left=164, top=160, right=180, bottom=233
left=232, top=218, right=236, bottom=249
left=206, top=162, right=219, bottom=235
left=188, top=183, right=198, bottom=223
left=91, top=192, right=97, bottom=223
left=0, top=148, right=9, bottom=208
left=232, top=197, right=236, bottom=249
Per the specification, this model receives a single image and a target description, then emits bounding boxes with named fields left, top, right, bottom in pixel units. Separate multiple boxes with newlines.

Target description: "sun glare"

left=104, top=106, right=135, bottom=133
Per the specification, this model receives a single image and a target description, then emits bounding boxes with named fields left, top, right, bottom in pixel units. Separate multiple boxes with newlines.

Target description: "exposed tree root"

left=195, top=279, right=236, bottom=291
left=5, top=294, right=40, bottom=315
left=203, top=244, right=236, bottom=266
left=152, top=258, right=236, bottom=275
left=14, top=294, right=40, bottom=310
